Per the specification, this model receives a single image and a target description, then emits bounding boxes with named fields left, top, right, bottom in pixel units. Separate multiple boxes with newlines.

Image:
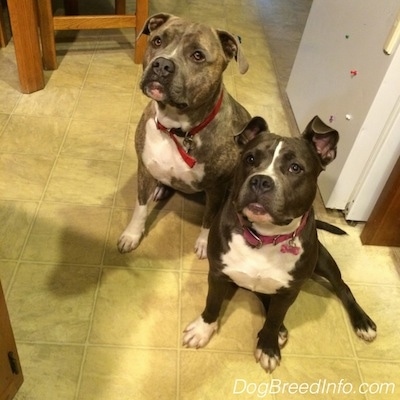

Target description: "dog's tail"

left=316, top=220, right=347, bottom=235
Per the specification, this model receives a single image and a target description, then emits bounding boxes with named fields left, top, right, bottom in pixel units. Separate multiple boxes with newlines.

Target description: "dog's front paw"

left=355, top=316, right=377, bottom=342
left=183, top=316, right=217, bottom=348
left=194, top=228, right=209, bottom=259
left=117, top=232, right=143, bottom=253
left=255, top=347, right=281, bottom=373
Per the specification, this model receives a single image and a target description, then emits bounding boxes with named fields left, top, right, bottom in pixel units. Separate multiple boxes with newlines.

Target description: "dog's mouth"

left=145, top=82, right=166, bottom=102
left=242, top=203, right=273, bottom=223
left=144, top=82, right=189, bottom=109
left=241, top=203, right=294, bottom=226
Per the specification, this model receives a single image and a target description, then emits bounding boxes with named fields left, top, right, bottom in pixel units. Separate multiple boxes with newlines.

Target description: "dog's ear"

left=138, top=13, right=175, bottom=37
left=217, top=30, right=249, bottom=74
left=234, top=117, right=268, bottom=147
left=302, top=116, right=339, bottom=167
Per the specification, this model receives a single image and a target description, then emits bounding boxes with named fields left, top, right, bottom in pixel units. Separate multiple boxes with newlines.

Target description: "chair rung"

left=53, top=15, right=136, bottom=30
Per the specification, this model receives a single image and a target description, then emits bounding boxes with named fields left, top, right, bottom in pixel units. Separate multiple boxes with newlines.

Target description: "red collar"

left=240, top=211, right=310, bottom=254
left=155, top=91, right=224, bottom=168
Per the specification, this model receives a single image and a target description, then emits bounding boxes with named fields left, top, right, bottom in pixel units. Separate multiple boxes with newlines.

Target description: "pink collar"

left=155, top=91, right=224, bottom=168
left=239, top=211, right=310, bottom=255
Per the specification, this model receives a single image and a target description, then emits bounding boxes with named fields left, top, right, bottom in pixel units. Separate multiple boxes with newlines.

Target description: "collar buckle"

left=272, top=235, right=281, bottom=246
left=246, top=228, right=263, bottom=249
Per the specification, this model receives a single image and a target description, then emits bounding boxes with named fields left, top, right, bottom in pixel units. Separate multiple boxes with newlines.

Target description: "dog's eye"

left=289, top=163, right=303, bottom=174
left=191, top=51, right=205, bottom=62
left=152, top=36, right=162, bottom=47
left=245, top=154, right=255, bottom=165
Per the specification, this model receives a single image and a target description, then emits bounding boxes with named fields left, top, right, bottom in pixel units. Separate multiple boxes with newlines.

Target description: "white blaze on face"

left=261, top=140, right=283, bottom=183
left=242, top=140, right=283, bottom=224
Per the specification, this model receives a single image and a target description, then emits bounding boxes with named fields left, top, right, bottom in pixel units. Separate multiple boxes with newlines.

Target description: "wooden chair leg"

left=7, top=0, right=45, bottom=92
left=115, top=0, right=126, bottom=15
left=37, top=0, right=58, bottom=70
left=0, top=1, right=8, bottom=47
left=134, top=0, right=148, bottom=64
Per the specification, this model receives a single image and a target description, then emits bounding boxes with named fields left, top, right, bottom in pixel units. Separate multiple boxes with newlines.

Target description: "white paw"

left=117, top=231, right=143, bottom=253
left=356, top=326, right=377, bottom=342
left=183, top=316, right=217, bottom=348
left=194, top=228, right=209, bottom=259
left=117, top=203, right=147, bottom=253
left=255, top=349, right=280, bottom=373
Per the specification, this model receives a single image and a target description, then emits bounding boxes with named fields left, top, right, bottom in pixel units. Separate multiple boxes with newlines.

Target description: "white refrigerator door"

left=287, top=0, right=400, bottom=220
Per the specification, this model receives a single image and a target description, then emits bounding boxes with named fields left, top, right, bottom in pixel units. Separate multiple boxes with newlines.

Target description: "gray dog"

left=118, top=13, right=251, bottom=258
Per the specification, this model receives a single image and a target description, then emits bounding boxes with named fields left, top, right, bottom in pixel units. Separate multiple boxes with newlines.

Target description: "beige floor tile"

left=0, top=115, right=69, bottom=155
left=0, top=200, right=38, bottom=259
left=258, top=105, right=292, bottom=135
left=0, top=112, right=9, bottom=130
left=22, top=203, right=111, bottom=265
left=73, top=88, right=133, bottom=122
left=89, top=268, right=179, bottom=347
left=44, top=157, right=120, bottom=206
left=181, top=251, right=209, bottom=274
left=78, top=347, right=177, bottom=400
left=0, top=154, right=54, bottom=201
left=84, top=49, right=140, bottom=92
left=0, top=260, right=17, bottom=293
left=349, top=285, right=400, bottom=361
left=273, top=357, right=366, bottom=400
left=0, top=48, right=22, bottom=110
left=180, top=350, right=275, bottom=400
left=53, top=31, right=99, bottom=53
left=95, top=31, right=135, bottom=46
left=113, top=159, right=138, bottom=208
left=15, top=343, right=84, bottom=400
left=319, top=229, right=400, bottom=285
left=181, top=210, right=211, bottom=272
left=8, top=263, right=99, bottom=342
left=61, top=119, right=129, bottom=161
left=283, top=280, right=355, bottom=358
left=121, top=123, right=137, bottom=160
left=104, top=208, right=182, bottom=268
left=14, top=87, right=80, bottom=118
left=358, top=361, right=400, bottom=399
left=235, top=73, right=281, bottom=112
left=0, top=86, right=21, bottom=115
left=129, top=91, right=151, bottom=125
left=45, top=53, right=93, bottom=89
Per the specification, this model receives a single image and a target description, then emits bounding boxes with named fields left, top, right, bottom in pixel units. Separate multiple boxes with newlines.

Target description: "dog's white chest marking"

left=222, top=233, right=303, bottom=294
left=142, top=119, right=205, bottom=190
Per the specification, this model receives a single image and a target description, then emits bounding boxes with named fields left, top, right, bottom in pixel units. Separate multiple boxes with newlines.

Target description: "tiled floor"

left=1, top=0, right=400, bottom=399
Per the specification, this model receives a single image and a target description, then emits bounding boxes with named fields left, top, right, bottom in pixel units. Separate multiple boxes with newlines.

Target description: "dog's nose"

left=250, top=175, right=274, bottom=193
left=152, top=57, right=175, bottom=77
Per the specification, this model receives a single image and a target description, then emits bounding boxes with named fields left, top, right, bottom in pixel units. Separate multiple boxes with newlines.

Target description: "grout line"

left=176, top=208, right=187, bottom=400
left=74, top=266, right=103, bottom=400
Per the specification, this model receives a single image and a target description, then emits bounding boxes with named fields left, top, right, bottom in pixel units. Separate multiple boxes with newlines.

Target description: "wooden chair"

left=37, top=0, right=148, bottom=70
left=0, top=0, right=9, bottom=47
